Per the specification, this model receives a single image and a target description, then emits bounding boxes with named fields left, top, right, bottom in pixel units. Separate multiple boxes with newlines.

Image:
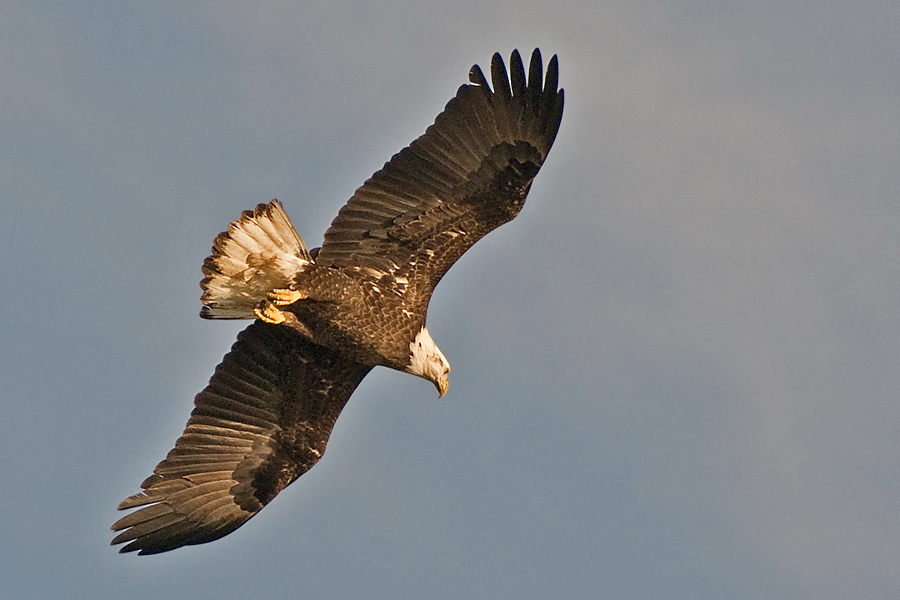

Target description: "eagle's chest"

left=290, top=268, right=424, bottom=369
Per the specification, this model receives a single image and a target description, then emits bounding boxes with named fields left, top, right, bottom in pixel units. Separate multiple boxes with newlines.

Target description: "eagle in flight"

left=112, top=49, right=564, bottom=554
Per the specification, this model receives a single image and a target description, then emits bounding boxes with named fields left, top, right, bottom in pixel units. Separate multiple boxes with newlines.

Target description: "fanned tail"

left=200, top=200, right=310, bottom=319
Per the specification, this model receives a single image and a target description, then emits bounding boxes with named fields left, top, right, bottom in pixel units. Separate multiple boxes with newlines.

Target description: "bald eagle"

left=112, top=49, right=564, bottom=554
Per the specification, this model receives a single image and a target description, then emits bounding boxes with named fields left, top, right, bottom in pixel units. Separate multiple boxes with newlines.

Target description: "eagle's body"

left=112, top=49, right=563, bottom=554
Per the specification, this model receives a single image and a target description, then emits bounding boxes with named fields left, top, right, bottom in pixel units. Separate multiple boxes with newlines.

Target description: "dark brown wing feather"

left=111, top=322, right=371, bottom=554
left=316, top=49, right=564, bottom=307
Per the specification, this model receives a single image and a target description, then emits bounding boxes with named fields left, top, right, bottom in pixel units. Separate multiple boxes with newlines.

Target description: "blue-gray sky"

left=3, top=1, right=899, bottom=598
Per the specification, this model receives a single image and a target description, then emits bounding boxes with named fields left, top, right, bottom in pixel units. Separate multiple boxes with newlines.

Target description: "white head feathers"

left=406, top=326, right=450, bottom=397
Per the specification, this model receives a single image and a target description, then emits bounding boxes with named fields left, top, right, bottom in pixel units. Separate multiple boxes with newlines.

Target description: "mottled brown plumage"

left=113, top=49, right=563, bottom=554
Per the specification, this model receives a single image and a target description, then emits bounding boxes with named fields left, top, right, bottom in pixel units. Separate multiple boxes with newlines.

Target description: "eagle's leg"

left=253, top=288, right=308, bottom=324
left=268, top=288, right=306, bottom=306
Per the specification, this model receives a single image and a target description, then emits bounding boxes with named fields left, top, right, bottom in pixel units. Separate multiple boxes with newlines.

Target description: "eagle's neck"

left=405, top=326, right=450, bottom=397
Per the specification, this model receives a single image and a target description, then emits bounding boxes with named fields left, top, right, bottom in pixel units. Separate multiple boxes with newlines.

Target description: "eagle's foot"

left=268, top=288, right=306, bottom=306
left=255, top=288, right=306, bottom=325
left=254, top=302, right=287, bottom=325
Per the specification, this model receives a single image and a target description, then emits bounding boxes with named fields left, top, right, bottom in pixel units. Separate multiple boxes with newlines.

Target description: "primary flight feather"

left=112, top=48, right=564, bottom=554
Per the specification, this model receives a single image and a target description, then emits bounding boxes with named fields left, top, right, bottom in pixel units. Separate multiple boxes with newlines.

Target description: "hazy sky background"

left=3, top=1, right=899, bottom=598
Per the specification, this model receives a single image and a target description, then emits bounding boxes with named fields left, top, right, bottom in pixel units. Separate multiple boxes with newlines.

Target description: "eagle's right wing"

left=112, top=322, right=371, bottom=554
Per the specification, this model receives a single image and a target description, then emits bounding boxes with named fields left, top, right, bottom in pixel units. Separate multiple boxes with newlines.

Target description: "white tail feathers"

left=200, top=200, right=310, bottom=319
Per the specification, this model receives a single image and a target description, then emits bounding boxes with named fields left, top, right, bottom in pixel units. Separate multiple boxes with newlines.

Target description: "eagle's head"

left=406, top=326, right=450, bottom=397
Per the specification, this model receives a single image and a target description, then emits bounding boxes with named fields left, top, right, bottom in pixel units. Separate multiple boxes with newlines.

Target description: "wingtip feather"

left=469, top=63, right=490, bottom=90
left=490, top=52, right=512, bottom=100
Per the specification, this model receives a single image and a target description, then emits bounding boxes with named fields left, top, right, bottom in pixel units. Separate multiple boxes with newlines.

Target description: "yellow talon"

left=254, top=302, right=286, bottom=324
left=268, top=288, right=306, bottom=306
left=255, top=288, right=306, bottom=325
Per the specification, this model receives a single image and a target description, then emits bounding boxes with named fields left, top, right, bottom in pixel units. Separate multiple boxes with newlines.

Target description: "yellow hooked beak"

left=436, top=370, right=449, bottom=397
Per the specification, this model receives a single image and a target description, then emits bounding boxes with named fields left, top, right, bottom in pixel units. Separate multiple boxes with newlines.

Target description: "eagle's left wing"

left=112, top=322, right=371, bottom=554
left=314, top=49, right=563, bottom=307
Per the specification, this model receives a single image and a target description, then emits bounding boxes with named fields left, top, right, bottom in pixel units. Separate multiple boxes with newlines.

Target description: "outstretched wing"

left=315, top=48, right=564, bottom=307
left=111, top=323, right=371, bottom=554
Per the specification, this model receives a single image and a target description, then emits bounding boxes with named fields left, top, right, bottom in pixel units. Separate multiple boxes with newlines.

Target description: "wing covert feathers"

left=316, top=49, right=564, bottom=295
left=112, top=323, right=371, bottom=554
left=200, top=200, right=310, bottom=319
